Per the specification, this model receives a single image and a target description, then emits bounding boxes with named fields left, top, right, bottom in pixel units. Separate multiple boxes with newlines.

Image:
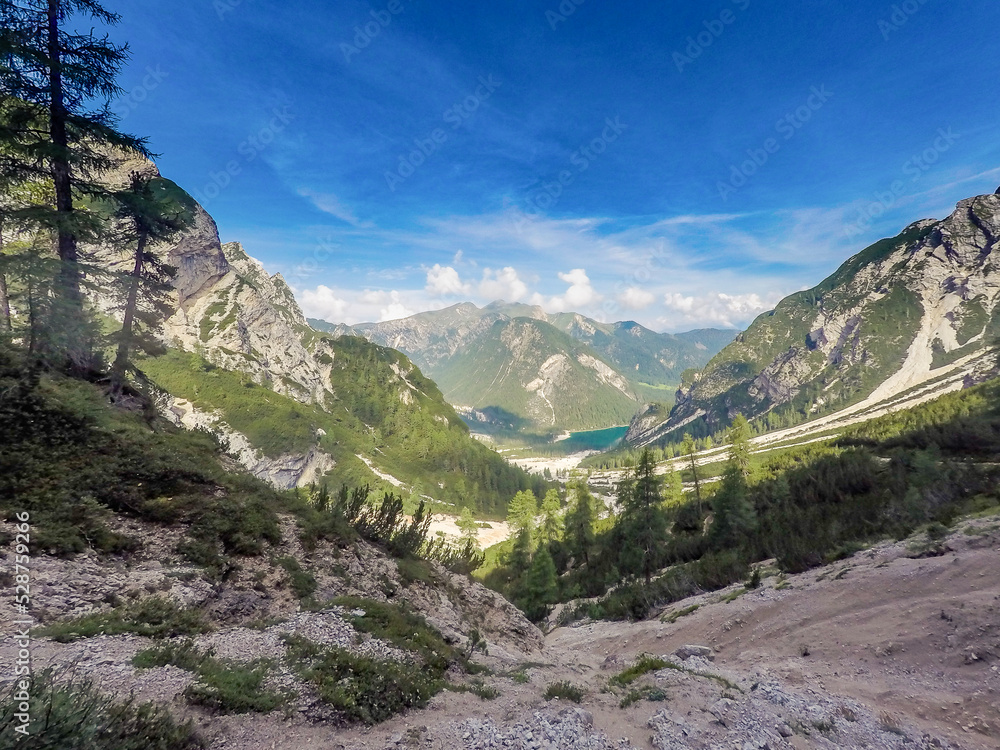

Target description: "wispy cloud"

left=296, top=188, right=372, bottom=228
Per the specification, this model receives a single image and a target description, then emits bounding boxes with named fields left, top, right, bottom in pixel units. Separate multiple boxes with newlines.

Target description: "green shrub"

left=133, top=641, right=290, bottom=715
left=132, top=641, right=208, bottom=672
left=542, top=681, right=584, bottom=703
left=284, top=635, right=442, bottom=724
left=276, top=556, right=317, bottom=600
left=184, top=660, right=287, bottom=714
left=36, top=597, right=210, bottom=643
left=619, top=685, right=668, bottom=708
left=331, top=596, right=459, bottom=671
left=396, top=555, right=439, bottom=587
left=0, top=669, right=204, bottom=749
left=610, top=655, right=671, bottom=687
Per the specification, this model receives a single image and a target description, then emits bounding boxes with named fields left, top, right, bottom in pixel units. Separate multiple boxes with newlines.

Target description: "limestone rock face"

left=634, top=192, right=1000, bottom=446
left=165, top=397, right=334, bottom=490
left=162, top=240, right=336, bottom=405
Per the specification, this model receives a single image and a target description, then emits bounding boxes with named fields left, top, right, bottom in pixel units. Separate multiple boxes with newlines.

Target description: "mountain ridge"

left=627, top=190, right=1000, bottom=446
left=310, top=303, right=736, bottom=433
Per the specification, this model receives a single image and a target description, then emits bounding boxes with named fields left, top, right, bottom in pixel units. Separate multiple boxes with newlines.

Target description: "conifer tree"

left=456, top=506, right=479, bottom=544
left=727, top=414, right=753, bottom=478
left=506, top=489, right=538, bottom=540
left=616, top=448, right=668, bottom=582
left=507, top=527, right=532, bottom=575
left=107, top=170, right=190, bottom=399
left=539, top=488, right=561, bottom=543
left=0, top=0, right=149, bottom=369
left=681, top=432, right=702, bottom=509
left=520, top=541, right=557, bottom=622
left=563, top=479, right=596, bottom=567
left=709, top=414, right=757, bottom=548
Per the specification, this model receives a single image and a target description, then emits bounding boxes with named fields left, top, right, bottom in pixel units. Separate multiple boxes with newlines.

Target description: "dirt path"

left=5, top=518, right=997, bottom=749
left=220, top=516, right=1000, bottom=749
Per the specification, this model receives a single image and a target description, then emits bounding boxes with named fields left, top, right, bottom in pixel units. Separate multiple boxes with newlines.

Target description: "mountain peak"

left=631, top=189, right=1000, bottom=446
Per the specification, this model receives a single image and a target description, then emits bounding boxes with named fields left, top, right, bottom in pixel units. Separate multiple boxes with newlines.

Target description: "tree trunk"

left=110, top=232, right=147, bottom=398
left=688, top=453, right=702, bottom=511
left=47, top=0, right=85, bottom=366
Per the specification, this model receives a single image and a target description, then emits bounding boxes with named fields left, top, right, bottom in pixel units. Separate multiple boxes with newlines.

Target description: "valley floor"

left=5, top=515, right=997, bottom=750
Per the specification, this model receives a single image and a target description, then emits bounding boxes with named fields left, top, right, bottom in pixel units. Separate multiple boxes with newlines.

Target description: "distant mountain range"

left=309, top=303, right=736, bottom=433
left=626, top=188, right=1000, bottom=446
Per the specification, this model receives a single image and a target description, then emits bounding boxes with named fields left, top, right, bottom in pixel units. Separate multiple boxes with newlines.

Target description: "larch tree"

left=709, top=414, right=758, bottom=548
left=456, top=506, right=479, bottom=544
left=0, top=0, right=149, bottom=369
left=506, top=489, right=538, bottom=541
left=520, top=541, right=557, bottom=622
left=563, top=478, right=596, bottom=567
left=616, top=448, right=668, bottom=583
left=107, top=170, right=190, bottom=400
left=681, top=432, right=702, bottom=510
left=538, top=488, right=562, bottom=543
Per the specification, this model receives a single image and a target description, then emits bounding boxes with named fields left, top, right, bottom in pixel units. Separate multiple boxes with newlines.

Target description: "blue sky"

left=104, top=0, right=1000, bottom=331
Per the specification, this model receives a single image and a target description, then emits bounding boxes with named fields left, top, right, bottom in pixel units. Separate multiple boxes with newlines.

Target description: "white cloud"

left=618, top=287, right=655, bottom=310
left=533, top=268, right=601, bottom=312
left=425, top=264, right=470, bottom=296
left=297, top=188, right=369, bottom=228
left=661, top=291, right=781, bottom=329
left=379, top=291, right=415, bottom=322
left=300, top=285, right=349, bottom=322
left=478, top=267, right=527, bottom=302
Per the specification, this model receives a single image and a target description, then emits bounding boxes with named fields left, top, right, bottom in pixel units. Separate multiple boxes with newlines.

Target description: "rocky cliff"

left=632, top=190, right=1000, bottom=446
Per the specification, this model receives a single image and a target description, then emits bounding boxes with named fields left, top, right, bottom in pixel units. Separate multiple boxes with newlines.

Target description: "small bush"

left=448, top=680, right=499, bottom=700
left=619, top=685, right=668, bottom=708
left=332, top=596, right=459, bottom=671
left=276, top=556, right=317, bottom=600
left=0, top=669, right=204, bottom=749
left=662, top=604, right=699, bottom=623
left=543, top=681, right=584, bottom=703
left=396, top=556, right=438, bottom=587
left=284, top=635, right=442, bottom=724
left=133, top=641, right=208, bottom=672
left=36, top=597, right=210, bottom=642
left=610, top=655, right=671, bottom=687
left=184, top=660, right=287, bottom=714
left=133, top=641, right=290, bottom=715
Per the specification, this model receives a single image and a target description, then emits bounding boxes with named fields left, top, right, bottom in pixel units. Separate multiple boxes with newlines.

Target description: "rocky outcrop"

left=636, top=192, right=1000, bottom=446
left=164, top=397, right=335, bottom=490
left=623, top=402, right=671, bottom=445
left=163, top=241, right=336, bottom=405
